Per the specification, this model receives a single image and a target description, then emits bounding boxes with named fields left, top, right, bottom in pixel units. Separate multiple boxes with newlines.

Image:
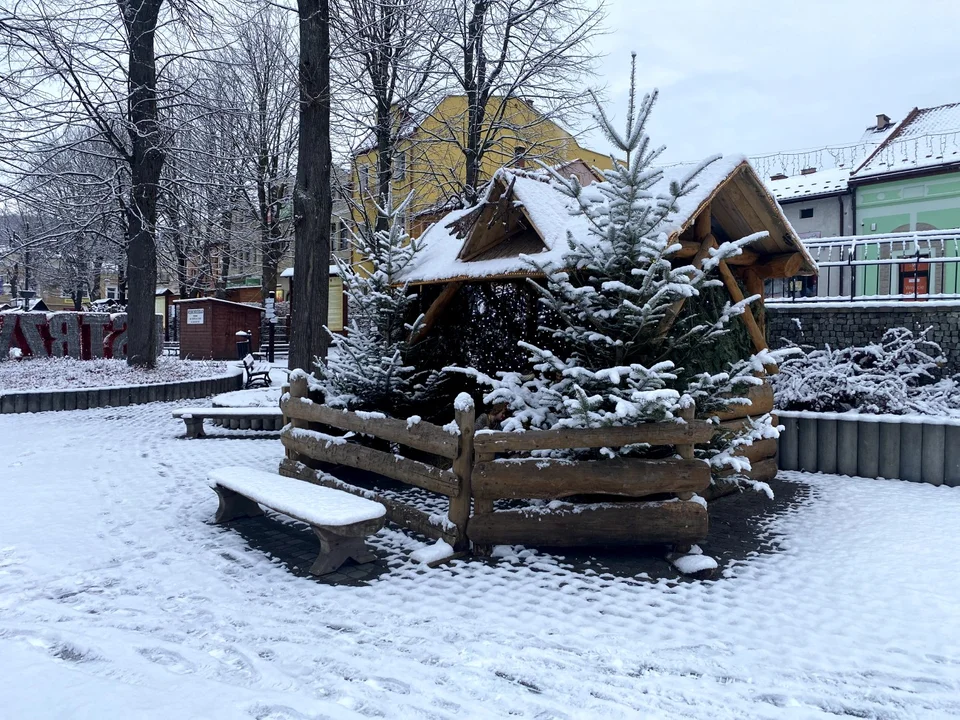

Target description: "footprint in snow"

left=137, top=646, right=197, bottom=675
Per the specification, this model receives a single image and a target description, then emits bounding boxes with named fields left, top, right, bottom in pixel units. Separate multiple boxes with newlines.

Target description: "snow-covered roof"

left=401, top=154, right=815, bottom=285
left=852, top=103, right=960, bottom=179
left=173, top=297, right=263, bottom=311
left=280, top=265, right=339, bottom=279
left=766, top=167, right=850, bottom=202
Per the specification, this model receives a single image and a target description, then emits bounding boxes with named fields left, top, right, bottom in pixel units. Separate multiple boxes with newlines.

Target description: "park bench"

left=208, top=466, right=387, bottom=575
left=242, top=354, right=272, bottom=389
left=172, top=407, right=284, bottom=437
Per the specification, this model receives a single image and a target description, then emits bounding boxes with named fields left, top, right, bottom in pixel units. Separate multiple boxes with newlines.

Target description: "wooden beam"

left=750, top=252, right=804, bottom=280
left=472, top=456, right=710, bottom=500
left=733, top=437, right=778, bottom=464
left=743, top=269, right=766, bottom=337
left=717, top=258, right=768, bottom=353
left=408, top=281, right=462, bottom=345
left=466, top=500, right=708, bottom=547
left=674, top=240, right=759, bottom=266
left=281, top=396, right=458, bottom=459
left=473, top=420, right=716, bottom=454
left=280, top=428, right=462, bottom=497
left=279, top=458, right=460, bottom=546
left=656, top=206, right=715, bottom=343
left=713, top=381, right=774, bottom=421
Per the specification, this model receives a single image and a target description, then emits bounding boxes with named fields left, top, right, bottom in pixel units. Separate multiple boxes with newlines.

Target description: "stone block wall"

left=766, top=303, right=960, bottom=372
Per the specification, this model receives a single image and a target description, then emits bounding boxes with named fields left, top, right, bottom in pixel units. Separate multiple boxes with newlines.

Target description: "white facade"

left=780, top=194, right=854, bottom=239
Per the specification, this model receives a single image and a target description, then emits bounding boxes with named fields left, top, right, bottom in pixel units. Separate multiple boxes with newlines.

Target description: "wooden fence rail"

left=279, top=377, right=733, bottom=553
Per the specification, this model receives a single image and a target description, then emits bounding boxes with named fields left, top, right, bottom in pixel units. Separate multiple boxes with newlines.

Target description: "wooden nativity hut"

left=278, top=155, right=817, bottom=555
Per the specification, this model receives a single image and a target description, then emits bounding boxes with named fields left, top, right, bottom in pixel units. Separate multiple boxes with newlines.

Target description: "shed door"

left=328, top=278, right=344, bottom=332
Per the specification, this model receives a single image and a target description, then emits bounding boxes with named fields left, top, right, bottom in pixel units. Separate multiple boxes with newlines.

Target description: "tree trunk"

left=289, top=0, right=332, bottom=372
left=121, top=0, right=165, bottom=368
left=89, top=255, right=103, bottom=302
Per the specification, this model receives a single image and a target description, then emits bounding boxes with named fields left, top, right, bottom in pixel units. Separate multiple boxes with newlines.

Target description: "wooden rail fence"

left=276, top=374, right=778, bottom=553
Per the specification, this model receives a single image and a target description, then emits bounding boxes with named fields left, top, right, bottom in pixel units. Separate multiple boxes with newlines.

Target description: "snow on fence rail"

left=278, top=375, right=721, bottom=552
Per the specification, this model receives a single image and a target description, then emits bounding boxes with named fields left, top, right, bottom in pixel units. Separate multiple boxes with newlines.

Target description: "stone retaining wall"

left=0, top=369, right=243, bottom=414
left=766, top=303, right=960, bottom=372
left=777, top=411, right=960, bottom=487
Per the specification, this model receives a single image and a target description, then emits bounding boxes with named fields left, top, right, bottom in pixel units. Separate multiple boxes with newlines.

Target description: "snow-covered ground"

left=0, top=356, right=229, bottom=391
left=1, top=401, right=959, bottom=719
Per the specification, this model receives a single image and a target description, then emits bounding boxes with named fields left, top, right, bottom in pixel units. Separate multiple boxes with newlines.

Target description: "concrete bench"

left=173, top=407, right=284, bottom=437
left=208, top=466, right=386, bottom=576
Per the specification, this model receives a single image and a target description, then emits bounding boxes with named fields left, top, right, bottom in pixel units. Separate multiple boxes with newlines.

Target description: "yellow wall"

left=352, top=96, right=613, bottom=238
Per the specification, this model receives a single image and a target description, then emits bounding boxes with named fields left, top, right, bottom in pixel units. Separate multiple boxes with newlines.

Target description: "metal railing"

left=766, top=229, right=960, bottom=302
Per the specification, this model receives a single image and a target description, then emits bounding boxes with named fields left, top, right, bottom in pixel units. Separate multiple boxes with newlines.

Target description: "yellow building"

left=351, top=95, right=613, bottom=238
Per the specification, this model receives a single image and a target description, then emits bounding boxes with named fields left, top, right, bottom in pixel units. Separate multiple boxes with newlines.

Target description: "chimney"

left=801, top=167, right=817, bottom=175
left=876, top=113, right=891, bottom=130
left=770, top=173, right=788, bottom=181
left=513, top=145, right=526, bottom=168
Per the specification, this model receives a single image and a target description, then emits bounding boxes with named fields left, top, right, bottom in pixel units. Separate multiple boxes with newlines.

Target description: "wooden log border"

left=279, top=458, right=460, bottom=546
left=466, top=500, right=709, bottom=547
left=472, top=456, right=710, bottom=500
left=281, top=395, right=458, bottom=459
left=0, top=368, right=243, bottom=414
left=280, top=427, right=461, bottom=497
left=473, top=420, right=715, bottom=454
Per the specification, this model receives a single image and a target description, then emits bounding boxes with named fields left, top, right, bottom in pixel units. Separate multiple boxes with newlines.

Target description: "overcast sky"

left=583, top=0, right=960, bottom=165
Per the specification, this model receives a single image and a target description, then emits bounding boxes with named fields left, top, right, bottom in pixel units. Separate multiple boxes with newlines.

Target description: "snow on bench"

left=242, top=354, right=271, bottom=389
left=208, top=466, right=386, bottom=576
left=172, top=406, right=284, bottom=436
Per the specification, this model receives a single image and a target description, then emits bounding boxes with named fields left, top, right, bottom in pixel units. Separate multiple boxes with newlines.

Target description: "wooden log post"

left=472, top=451, right=495, bottom=557
left=448, top=397, right=475, bottom=551
left=675, top=405, right=697, bottom=502
left=286, top=373, right=309, bottom=464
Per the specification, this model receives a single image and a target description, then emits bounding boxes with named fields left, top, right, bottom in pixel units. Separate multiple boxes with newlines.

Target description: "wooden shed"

left=175, top=297, right=262, bottom=360
left=403, top=155, right=816, bottom=354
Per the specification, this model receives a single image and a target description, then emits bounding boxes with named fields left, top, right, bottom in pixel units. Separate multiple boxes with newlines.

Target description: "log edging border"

left=0, top=367, right=243, bottom=414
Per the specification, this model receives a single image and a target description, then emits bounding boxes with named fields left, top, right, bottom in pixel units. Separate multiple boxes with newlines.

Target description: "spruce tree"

left=460, top=55, right=781, bottom=487
left=314, top=195, right=423, bottom=411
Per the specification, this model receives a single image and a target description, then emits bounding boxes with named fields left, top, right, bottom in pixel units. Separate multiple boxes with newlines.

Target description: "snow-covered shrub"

left=452, top=57, right=781, bottom=484
left=313, top=195, right=425, bottom=413
left=773, top=327, right=960, bottom=417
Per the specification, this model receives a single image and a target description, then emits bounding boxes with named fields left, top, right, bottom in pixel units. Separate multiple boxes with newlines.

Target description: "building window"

left=357, top=164, right=369, bottom=192
left=394, top=151, right=406, bottom=182
left=106, top=286, right=117, bottom=300
left=800, top=208, right=814, bottom=219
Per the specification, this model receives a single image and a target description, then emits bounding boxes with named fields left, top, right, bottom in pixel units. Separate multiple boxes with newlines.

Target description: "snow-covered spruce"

left=452, top=58, right=780, bottom=487
left=773, top=327, right=960, bottom=417
left=313, top=195, right=426, bottom=413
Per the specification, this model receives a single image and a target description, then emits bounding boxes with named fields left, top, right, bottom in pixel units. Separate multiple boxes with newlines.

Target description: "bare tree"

left=228, top=7, right=299, bottom=303
left=0, top=0, right=172, bottom=366
left=333, top=0, right=444, bottom=234
left=289, top=0, right=332, bottom=371
left=427, top=0, right=605, bottom=207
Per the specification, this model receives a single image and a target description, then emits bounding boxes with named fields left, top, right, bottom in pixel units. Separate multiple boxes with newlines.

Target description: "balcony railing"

left=766, top=229, right=960, bottom=303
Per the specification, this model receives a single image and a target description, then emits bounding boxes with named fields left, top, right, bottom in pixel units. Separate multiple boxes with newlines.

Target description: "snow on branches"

left=313, top=194, right=425, bottom=412
left=452, top=57, right=779, bottom=488
left=773, top=327, right=960, bottom=417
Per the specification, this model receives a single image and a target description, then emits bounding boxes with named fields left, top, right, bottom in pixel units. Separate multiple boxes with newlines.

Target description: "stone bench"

left=208, top=466, right=387, bottom=576
left=172, top=407, right=284, bottom=437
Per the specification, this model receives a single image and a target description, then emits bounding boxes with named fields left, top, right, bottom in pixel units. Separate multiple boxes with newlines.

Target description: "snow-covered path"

left=1, top=402, right=959, bottom=719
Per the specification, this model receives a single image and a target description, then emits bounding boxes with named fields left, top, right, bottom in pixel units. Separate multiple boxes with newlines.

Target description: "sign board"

left=186, top=308, right=205, bottom=325
left=264, top=297, right=276, bottom=320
